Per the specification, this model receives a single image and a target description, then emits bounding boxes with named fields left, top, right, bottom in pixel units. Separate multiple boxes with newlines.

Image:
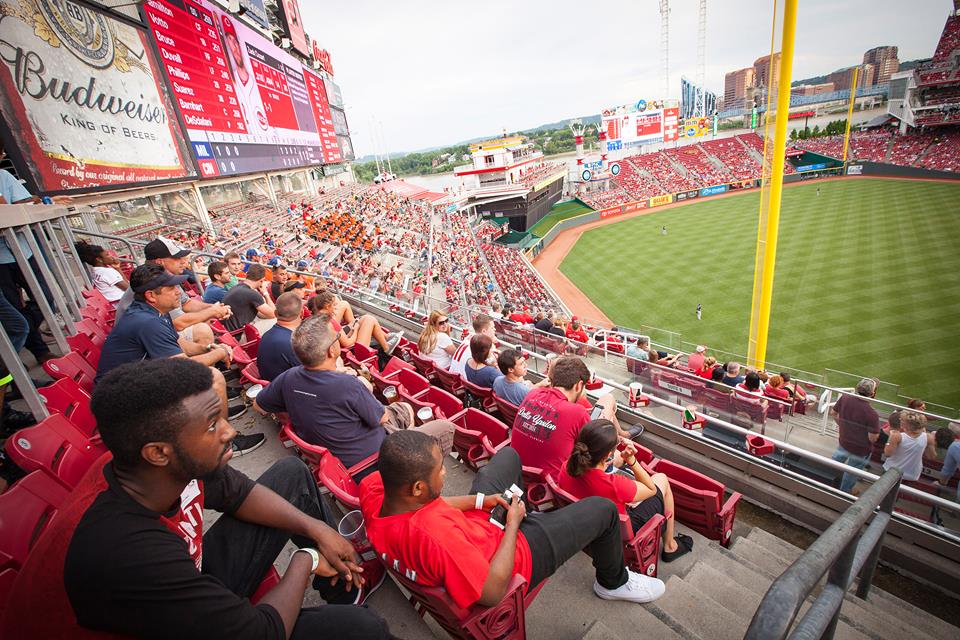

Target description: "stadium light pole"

left=747, top=0, right=797, bottom=369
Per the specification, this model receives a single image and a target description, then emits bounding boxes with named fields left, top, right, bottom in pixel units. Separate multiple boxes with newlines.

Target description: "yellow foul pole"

left=841, top=66, right=859, bottom=163
left=747, top=0, right=798, bottom=369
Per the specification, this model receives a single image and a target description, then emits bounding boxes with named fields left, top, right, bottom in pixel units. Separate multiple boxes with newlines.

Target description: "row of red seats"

left=481, top=242, right=562, bottom=309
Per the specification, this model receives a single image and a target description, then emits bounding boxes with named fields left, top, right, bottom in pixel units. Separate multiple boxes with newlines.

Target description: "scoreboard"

left=145, top=0, right=341, bottom=176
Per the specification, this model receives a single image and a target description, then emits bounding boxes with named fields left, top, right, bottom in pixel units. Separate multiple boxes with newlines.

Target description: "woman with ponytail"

left=559, top=420, right=692, bottom=562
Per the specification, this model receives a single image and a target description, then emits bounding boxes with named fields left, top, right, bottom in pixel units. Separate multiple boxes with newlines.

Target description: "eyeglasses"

left=438, top=319, right=449, bottom=325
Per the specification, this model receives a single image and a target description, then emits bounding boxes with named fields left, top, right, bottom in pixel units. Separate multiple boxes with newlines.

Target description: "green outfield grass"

left=558, top=178, right=960, bottom=411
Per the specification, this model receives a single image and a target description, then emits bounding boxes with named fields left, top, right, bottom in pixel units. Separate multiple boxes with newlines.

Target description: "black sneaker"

left=1, top=408, right=37, bottom=432
left=228, top=403, right=248, bottom=420
left=313, top=568, right=385, bottom=605
left=226, top=385, right=242, bottom=400
left=231, top=433, right=265, bottom=456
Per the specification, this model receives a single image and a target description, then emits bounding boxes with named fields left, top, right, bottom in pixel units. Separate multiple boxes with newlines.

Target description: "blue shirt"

left=255, top=366, right=385, bottom=467
left=942, top=441, right=960, bottom=500
left=464, top=363, right=500, bottom=389
left=258, top=324, right=300, bottom=382
left=0, top=171, right=34, bottom=263
left=492, top=376, right=531, bottom=406
left=202, top=284, right=227, bottom=304
left=96, top=300, right=182, bottom=383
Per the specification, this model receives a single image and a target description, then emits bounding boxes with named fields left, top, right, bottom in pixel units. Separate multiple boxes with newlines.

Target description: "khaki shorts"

left=382, top=402, right=454, bottom=455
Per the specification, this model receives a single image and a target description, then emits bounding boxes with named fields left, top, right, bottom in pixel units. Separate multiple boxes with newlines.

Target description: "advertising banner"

left=846, top=164, right=863, bottom=175
left=302, top=68, right=342, bottom=164
left=675, top=189, right=700, bottom=201
left=145, top=0, right=334, bottom=176
left=700, top=184, right=728, bottom=197
left=796, top=162, right=827, bottom=172
left=0, top=0, right=195, bottom=194
left=599, top=206, right=622, bottom=219
left=623, top=200, right=648, bottom=213
left=601, top=99, right=679, bottom=149
left=649, top=194, right=673, bottom=207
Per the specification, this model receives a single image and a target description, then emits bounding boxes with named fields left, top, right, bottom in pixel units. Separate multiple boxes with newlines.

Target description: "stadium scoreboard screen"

left=601, top=99, right=680, bottom=150
left=145, top=0, right=341, bottom=176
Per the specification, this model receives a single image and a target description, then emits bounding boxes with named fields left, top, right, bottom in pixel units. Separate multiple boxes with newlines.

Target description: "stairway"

left=579, top=526, right=959, bottom=640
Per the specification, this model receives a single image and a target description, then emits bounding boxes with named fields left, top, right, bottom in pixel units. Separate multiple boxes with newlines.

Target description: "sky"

left=298, top=0, right=951, bottom=157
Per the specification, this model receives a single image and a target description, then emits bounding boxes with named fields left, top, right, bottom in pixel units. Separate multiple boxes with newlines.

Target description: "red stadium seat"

left=433, top=365, right=465, bottom=397
left=5, top=415, right=106, bottom=488
left=38, top=378, right=96, bottom=437
left=73, top=318, right=107, bottom=347
left=240, top=362, right=268, bottom=388
left=648, top=459, right=741, bottom=546
left=65, top=332, right=102, bottom=369
left=451, top=408, right=510, bottom=472
left=394, top=368, right=431, bottom=397
left=400, top=386, right=464, bottom=422
left=548, top=475, right=665, bottom=577
left=316, top=452, right=377, bottom=510
left=408, top=351, right=438, bottom=381
left=42, top=352, right=96, bottom=394
left=520, top=466, right=556, bottom=513
left=280, top=422, right=329, bottom=468
left=492, top=393, right=520, bottom=426
left=460, top=377, right=497, bottom=413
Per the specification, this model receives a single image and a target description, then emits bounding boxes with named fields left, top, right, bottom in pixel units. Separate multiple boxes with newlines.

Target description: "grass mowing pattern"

left=558, top=179, right=960, bottom=410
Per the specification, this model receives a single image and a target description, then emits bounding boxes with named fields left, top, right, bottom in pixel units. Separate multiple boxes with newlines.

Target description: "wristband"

left=296, top=547, right=321, bottom=573
left=475, top=492, right=485, bottom=510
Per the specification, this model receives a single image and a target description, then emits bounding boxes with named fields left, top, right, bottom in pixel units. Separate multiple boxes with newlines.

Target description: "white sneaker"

left=593, top=569, right=666, bottom=604
left=385, top=331, right=404, bottom=355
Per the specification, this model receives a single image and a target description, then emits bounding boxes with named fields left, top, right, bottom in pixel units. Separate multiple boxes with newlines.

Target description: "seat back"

left=66, top=332, right=102, bottom=369
left=240, top=362, right=268, bottom=387
left=73, top=318, right=107, bottom=347
left=5, top=415, right=106, bottom=488
left=395, top=368, right=431, bottom=397
left=409, top=351, right=436, bottom=379
left=451, top=409, right=509, bottom=471
left=42, top=352, right=97, bottom=394
left=423, top=387, right=464, bottom=420
left=433, top=366, right=464, bottom=395
left=38, top=378, right=96, bottom=437
left=460, top=377, right=493, bottom=410
left=731, top=395, right=767, bottom=425
left=317, top=453, right=361, bottom=509
left=279, top=422, right=329, bottom=467
left=701, top=387, right=733, bottom=414
left=352, top=342, right=378, bottom=363
left=0, top=471, right=70, bottom=568
left=651, top=458, right=739, bottom=544
left=492, top=394, right=520, bottom=426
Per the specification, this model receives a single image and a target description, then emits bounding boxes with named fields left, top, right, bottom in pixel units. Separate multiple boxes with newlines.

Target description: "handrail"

left=744, top=468, right=903, bottom=640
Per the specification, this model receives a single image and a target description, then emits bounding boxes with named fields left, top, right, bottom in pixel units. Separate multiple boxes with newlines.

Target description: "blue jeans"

left=832, top=446, right=871, bottom=493
left=0, top=292, right=29, bottom=354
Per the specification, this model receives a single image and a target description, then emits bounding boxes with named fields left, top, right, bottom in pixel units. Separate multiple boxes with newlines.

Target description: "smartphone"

left=488, top=484, right=523, bottom=530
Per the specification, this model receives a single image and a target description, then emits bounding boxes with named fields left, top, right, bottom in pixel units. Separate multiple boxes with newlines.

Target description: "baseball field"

left=557, top=178, right=960, bottom=412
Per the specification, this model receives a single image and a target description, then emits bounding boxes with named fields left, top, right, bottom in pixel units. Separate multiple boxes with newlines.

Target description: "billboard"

left=312, top=41, right=334, bottom=76
left=601, top=99, right=680, bottom=150
left=0, top=0, right=195, bottom=194
left=330, top=107, right=349, bottom=136
left=145, top=0, right=340, bottom=175
left=302, top=68, right=342, bottom=164
left=324, top=77, right=343, bottom=108
left=239, top=0, right=270, bottom=29
left=275, top=0, right=309, bottom=57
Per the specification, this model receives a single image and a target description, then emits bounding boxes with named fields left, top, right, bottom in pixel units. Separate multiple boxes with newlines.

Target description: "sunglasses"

left=438, top=319, right=449, bottom=325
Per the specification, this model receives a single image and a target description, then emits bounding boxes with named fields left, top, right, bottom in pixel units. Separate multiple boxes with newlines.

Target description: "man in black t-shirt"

left=222, top=263, right=276, bottom=332
left=62, top=358, right=391, bottom=640
left=270, top=264, right=290, bottom=301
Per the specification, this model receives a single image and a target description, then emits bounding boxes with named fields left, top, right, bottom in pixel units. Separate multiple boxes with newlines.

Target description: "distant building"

left=863, top=46, right=899, bottom=85
left=828, top=65, right=872, bottom=91
left=724, top=67, right=755, bottom=110
left=753, top=53, right=782, bottom=95
left=793, top=82, right=835, bottom=96
left=680, top=76, right=718, bottom=119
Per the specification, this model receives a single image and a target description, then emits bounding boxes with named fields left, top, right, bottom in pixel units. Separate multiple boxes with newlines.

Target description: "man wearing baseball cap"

left=687, top=345, right=708, bottom=372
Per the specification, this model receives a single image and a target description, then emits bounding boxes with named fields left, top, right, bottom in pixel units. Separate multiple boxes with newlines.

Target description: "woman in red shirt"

left=558, top=420, right=692, bottom=562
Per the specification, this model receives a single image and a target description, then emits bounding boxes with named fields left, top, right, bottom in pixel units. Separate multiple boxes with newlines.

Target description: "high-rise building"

left=724, top=67, right=755, bottom=110
left=863, top=46, right=899, bottom=84
left=753, top=53, right=782, bottom=94
left=828, top=65, right=872, bottom=91
left=793, top=83, right=835, bottom=96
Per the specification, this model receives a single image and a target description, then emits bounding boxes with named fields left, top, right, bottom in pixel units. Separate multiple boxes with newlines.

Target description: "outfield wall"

left=846, top=162, right=960, bottom=180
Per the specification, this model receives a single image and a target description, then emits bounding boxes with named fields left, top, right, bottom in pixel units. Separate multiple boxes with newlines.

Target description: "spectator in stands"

left=687, top=345, right=707, bottom=372
left=450, top=313, right=496, bottom=376
left=734, top=371, right=769, bottom=411
left=75, top=241, right=128, bottom=306
left=510, top=355, right=620, bottom=480
left=221, top=263, right=276, bottom=332
left=508, top=305, right=535, bottom=325
left=648, top=349, right=681, bottom=368
left=696, top=356, right=717, bottom=379
left=565, top=319, right=589, bottom=343
left=95, top=264, right=261, bottom=443
left=559, top=419, right=691, bottom=562
left=939, top=432, right=960, bottom=500
left=202, top=260, right=230, bottom=304
left=550, top=315, right=567, bottom=337
left=61, top=358, right=392, bottom=638
left=360, top=431, right=666, bottom=610
left=763, top=374, right=792, bottom=402
left=625, top=336, right=650, bottom=361
left=307, top=291, right=401, bottom=355
left=779, top=372, right=816, bottom=408
left=224, top=251, right=244, bottom=289
left=254, top=315, right=453, bottom=473
left=464, top=334, right=500, bottom=388
left=708, top=367, right=728, bottom=391
left=883, top=411, right=935, bottom=481
left=417, top=310, right=457, bottom=369
left=492, top=348, right=548, bottom=406
left=258, top=292, right=303, bottom=382
left=489, top=301, right=504, bottom=319
left=830, top=378, right=881, bottom=493
left=271, top=264, right=290, bottom=301
left=721, top=362, right=746, bottom=387
left=534, top=311, right=554, bottom=333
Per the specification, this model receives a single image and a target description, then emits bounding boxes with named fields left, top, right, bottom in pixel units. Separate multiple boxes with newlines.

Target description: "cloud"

left=298, top=0, right=948, bottom=156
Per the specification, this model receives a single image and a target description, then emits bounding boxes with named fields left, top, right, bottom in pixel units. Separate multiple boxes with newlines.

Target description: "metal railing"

left=744, top=468, right=903, bottom=640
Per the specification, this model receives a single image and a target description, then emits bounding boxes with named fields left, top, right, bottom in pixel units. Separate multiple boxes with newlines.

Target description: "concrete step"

left=651, top=575, right=745, bottom=640
left=837, top=590, right=940, bottom=640
left=854, top=586, right=960, bottom=640
left=728, top=536, right=792, bottom=576
left=745, top=526, right=804, bottom=563
left=699, top=542, right=777, bottom=596
left=577, top=614, right=683, bottom=640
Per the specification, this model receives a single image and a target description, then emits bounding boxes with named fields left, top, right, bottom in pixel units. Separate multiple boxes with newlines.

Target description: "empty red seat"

left=433, top=365, right=464, bottom=397
left=401, top=386, right=464, bottom=422
left=6, top=415, right=106, bottom=488
left=66, top=332, right=102, bottom=369
left=394, top=368, right=431, bottom=397
left=648, top=458, right=741, bottom=546
left=408, top=351, right=437, bottom=381
left=38, top=378, right=96, bottom=437
left=240, top=362, right=268, bottom=387
left=72, top=318, right=107, bottom=347
left=451, top=408, right=509, bottom=472
left=43, top=352, right=96, bottom=394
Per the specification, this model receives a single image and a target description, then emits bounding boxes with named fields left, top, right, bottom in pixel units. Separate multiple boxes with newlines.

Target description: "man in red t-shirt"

left=510, top=356, right=620, bottom=479
left=830, top=378, right=881, bottom=493
left=360, top=431, right=665, bottom=610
